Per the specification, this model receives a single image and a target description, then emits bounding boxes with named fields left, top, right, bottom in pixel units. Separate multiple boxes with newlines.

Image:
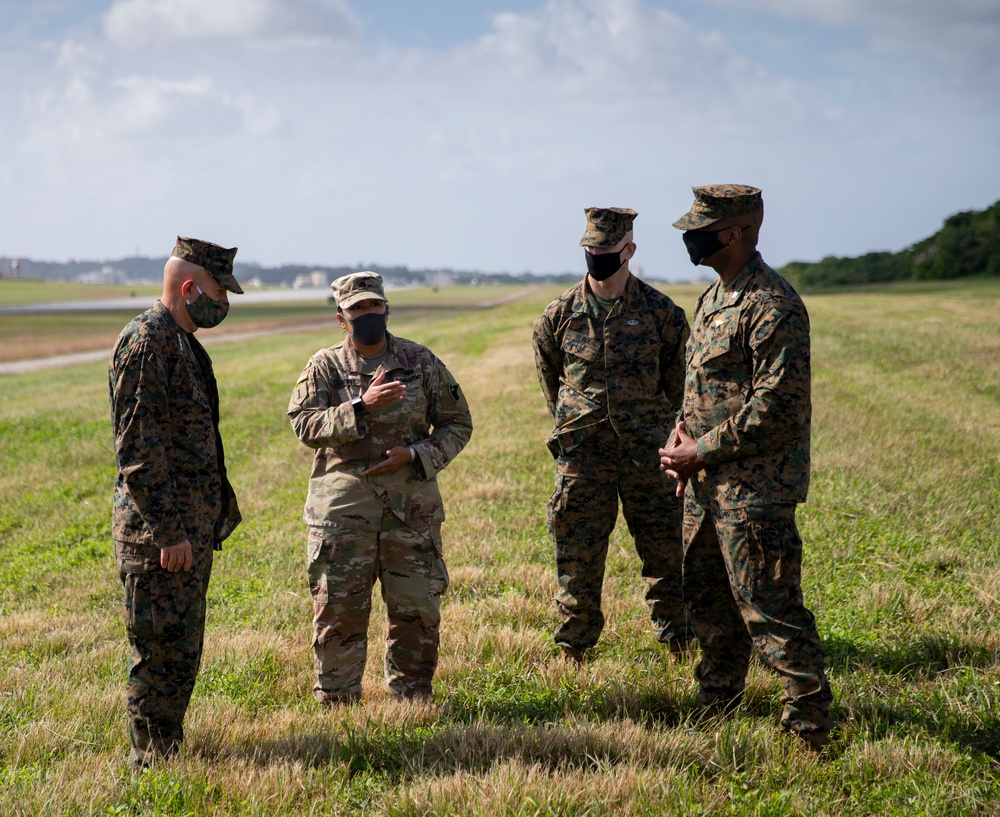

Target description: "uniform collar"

left=152, top=298, right=181, bottom=330
left=570, top=273, right=646, bottom=317
left=340, top=332, right=405, bottom=373
left=703, top=253, right=764, bottom=315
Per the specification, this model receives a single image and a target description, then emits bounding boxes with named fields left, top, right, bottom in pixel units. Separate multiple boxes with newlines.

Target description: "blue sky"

left=1, top=0, right=997, bottom=279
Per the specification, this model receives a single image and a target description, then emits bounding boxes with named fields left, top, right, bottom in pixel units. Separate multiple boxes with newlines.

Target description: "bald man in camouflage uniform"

left=109, top=237, right=243, bottom=768
left=533, top=207, right=690, bottom=662
left=660, top=185, right=833, bottom=750
left=288, top=272, right=472, bottom=704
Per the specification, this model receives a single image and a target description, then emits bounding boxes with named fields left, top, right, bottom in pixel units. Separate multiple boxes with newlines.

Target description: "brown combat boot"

left=315, top=690, right=361, bottom=706
left=794, top=729, right=831, bottom=754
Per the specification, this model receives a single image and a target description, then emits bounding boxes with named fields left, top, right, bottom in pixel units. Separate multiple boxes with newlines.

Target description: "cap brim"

left=219, top=273, right=244, bottom=295
left=672, top=212, right=719, bottom=231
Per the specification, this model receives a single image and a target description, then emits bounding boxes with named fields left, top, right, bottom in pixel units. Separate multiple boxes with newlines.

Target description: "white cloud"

left=103, top=0, right=359, bottom=49
left=704, top=0, right=1000, bottom=86
left=0, top=0, right=997, bottom=272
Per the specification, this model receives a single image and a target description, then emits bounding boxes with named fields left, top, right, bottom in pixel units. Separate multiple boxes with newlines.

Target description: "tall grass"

left=1, top=280, right=999, bottom=815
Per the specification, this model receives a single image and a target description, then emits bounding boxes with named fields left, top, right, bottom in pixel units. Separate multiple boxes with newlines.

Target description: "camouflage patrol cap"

left=579, top=207, right=638, bottom=248
left=672, top=185, right=763, bottom=230
left=171, top=236, right=243, bottom=294
left=331, top=271, right=388, bottom=310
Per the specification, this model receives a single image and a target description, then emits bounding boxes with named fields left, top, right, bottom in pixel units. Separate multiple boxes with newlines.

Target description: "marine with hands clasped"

left=109, top=236, right=243, bottom=769
left=660, top=185, right=834, bottom=751
left=533, top=207, right=691, bottom=663
left=288, top=272, right=472, bottom=704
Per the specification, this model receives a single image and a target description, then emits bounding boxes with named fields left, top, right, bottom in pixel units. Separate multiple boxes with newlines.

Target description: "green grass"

left=0, top=279, right=163, bottom=305
left=2, top=280, right=1000, bottom=815
left=0, top=284, right=534, bottom=362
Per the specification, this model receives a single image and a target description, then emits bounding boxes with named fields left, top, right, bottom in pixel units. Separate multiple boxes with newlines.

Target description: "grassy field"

left=0, top=280, right=163, bottom=306
left=0, top=283, right=533, bottom=362
left=1, top=279, right=998, bottom=815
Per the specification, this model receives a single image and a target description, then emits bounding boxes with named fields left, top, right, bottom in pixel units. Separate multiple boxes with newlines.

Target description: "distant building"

left=430, top=271, right=454, bottom=289
left=293, top=270, right=329, bottom=289
left=77, top=265, right=129, bottom=285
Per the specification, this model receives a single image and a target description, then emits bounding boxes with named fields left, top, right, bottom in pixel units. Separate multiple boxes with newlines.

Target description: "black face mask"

left=345, top=311, right=387, bottom=346
left=584, top=247, right=625, bottom=281
left=682, top=225, right=751, bottom=266
left=682, top=230, right=728, bottom=266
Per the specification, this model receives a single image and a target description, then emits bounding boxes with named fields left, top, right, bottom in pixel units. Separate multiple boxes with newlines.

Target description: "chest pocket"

left=561, top=328, right=600, bottom=362
left=694, top=312, right=745, bottom=370
left=379, top=370, right=426, bottom=431
left=560, top=328, right=602, bottom=392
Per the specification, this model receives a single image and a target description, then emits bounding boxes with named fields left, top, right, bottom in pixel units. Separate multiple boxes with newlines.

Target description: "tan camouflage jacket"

left=682, top=253, right=811, bottom=509
left=287, top=333, right=473, bottom=530
left=109, top=300, right=241, bottom=549
left=532, top=274, right=689, bottom=469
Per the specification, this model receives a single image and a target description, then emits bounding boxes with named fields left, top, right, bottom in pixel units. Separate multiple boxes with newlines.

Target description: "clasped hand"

left=658, top=421, right=706, bottom=497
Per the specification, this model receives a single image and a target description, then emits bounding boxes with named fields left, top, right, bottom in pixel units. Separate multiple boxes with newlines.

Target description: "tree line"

left=780, top=199, right=1000, bottom=289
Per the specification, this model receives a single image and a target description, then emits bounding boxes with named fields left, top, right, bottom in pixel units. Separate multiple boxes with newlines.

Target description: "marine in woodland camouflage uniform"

left=660, top=185, right=833, bottom=750
left=533, top=207, right=690, bottom=660
left=288, top=272, right=472, bottom=704
left=109, top=237, right=243, bottom=768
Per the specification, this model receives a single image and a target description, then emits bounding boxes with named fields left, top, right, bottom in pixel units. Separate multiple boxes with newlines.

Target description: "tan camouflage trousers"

left=547, top=426, right=688, bottom=651
left=683, top=500, right=833, bottom=735
left=307, top=525, right=449, bottom=702
left=115, top=539, right=213, bottom=766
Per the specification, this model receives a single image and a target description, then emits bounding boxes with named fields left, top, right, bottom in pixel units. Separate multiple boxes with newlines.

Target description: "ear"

left=623, top=242, right=637, bottom=261
left=180, top=278, right=197, bottom=298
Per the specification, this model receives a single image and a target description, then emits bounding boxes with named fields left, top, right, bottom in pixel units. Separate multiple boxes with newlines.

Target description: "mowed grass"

left=1, top=279, right=999, bottom=815
left=0, top=280, right=163, bottom=306
left=0, top=283, right=532, bottom=362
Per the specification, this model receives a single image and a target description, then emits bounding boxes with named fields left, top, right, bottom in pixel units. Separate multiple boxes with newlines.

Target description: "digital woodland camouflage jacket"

left=682, top=253, right=811, bottom=509
left=532, top=274, right=689, bottom=469
left=109, top=300, right=241, bottom=549
left=287, top=333, right=473, bottom=530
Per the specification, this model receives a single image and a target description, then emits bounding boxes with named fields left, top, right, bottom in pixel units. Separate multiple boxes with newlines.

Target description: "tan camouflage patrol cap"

left=171, top=236, right=243, bottom=294
left=579, top=207, right=638, bottom=248
left=672, top=185, right=763, bottom=230
left=331, top=271, right=388, bottom=310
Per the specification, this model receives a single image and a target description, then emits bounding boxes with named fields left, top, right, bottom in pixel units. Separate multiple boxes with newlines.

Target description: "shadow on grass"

left=211, top=671, right=722, bottom=779
left=825, top=632, right=998, bottom=680
left=825, top=633, right=1000, bottom=757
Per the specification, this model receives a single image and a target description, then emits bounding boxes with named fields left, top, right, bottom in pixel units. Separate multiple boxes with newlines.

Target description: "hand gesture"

left=363, top=446, right=414, bottom=477
left=361, top=371, right=407, bottom=412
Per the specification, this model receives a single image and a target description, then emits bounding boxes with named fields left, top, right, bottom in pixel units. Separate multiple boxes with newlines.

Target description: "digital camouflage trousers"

left=683, top=499, right=833, bottom=735
left=547, top=425, right=688, bottom=651
left=116, top=539, right=213, bottom=766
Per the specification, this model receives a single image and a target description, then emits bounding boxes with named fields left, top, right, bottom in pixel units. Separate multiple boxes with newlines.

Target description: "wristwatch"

left=351, top=395, right=366, bottom=415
